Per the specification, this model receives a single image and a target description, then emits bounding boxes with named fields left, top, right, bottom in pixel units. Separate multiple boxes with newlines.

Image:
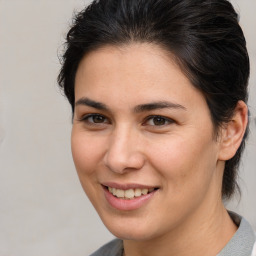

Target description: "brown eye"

left=144, top=115, right=174, bottom=126
left=91, top=115, right=106, bottom=123
left=152, top=116, right=166, bottom=125
left=80, top=114, right=109, bottom=124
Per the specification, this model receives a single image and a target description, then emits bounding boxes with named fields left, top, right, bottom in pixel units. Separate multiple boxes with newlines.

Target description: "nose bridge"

left=104, top=124, right=144, bottom=173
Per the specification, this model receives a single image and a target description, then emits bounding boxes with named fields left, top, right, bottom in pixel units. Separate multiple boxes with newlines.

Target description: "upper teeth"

left=108, top=187, right=154, bottom=199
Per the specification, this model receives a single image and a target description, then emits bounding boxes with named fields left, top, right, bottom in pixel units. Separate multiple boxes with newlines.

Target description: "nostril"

left=103, top=150, right=145, bottom=174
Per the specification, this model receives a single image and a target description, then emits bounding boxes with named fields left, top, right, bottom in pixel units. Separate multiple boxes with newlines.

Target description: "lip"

left=102, top=183, right=158, bottom=211
left=102, top=182, right=156, bottom=190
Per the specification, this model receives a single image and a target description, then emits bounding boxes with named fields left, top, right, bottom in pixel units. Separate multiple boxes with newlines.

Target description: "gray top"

left=90, top=212, right=256, bottom=256
left=217, top=212, right=255, bottom=256
left=90, top=239, right=123, bottom=256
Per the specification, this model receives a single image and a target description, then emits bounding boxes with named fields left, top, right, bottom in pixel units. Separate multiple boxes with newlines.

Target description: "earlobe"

left=218, top=101, right=248, bottom=161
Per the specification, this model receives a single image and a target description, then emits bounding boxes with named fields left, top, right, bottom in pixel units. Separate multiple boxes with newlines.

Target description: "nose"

left=103, top=127, right=145, bottom=174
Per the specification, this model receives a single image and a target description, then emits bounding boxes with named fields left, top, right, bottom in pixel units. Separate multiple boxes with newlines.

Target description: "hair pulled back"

left=58, top=0, right=250, bottom=199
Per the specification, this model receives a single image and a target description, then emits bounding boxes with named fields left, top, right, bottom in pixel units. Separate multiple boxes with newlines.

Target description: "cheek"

left=146, top=136, right=219, bottom=228
left=71, top=129, right=106, bottom=205
left=148, top=133, right=218, bottom=192
left=71, top=129, right=103, bottom=176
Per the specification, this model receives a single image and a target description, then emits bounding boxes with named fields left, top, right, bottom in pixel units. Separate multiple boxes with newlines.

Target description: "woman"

left=58, top=0, right=256, bottom=255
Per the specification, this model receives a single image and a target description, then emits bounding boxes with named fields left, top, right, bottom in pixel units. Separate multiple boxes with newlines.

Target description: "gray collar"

left=217, top=212, right=255, bottom=256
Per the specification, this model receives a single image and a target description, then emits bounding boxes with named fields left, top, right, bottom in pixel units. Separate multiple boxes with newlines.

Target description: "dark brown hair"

left=58, top=0, right=250, bottom=199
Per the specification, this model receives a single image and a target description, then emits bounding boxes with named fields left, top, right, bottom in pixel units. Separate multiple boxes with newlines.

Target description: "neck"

left=123, top=200, right=237, bottom=256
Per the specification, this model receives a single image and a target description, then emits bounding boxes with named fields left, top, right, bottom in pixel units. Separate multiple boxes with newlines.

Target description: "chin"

left=101, top=215, right=157, bottom=241
left=111, top=229, right=153, bottom=241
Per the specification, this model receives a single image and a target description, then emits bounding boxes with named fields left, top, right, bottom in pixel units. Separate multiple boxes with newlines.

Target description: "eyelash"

left=79, top=114, right=174, bottom=127
left=78, top=114, right=110, bottom=125
left=143, top=115, right=175, bottom=126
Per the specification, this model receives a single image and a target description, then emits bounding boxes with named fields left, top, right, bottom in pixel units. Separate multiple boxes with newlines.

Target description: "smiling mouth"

left=106, top=186, right=159, bottom=200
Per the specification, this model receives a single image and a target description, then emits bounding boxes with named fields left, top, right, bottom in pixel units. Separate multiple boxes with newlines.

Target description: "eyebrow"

left=133, top=101, right=187, bottom=113
left=75, top=97, right=108, bottom=111
left=75, top=97, right=186, bottom=112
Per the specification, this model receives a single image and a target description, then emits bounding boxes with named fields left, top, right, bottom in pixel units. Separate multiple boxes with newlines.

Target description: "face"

left=72, top=43, right=224, bottom=241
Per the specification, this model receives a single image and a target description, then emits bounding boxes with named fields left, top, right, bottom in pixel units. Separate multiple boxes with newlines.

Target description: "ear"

left=218, top=101, right=248, bottom=161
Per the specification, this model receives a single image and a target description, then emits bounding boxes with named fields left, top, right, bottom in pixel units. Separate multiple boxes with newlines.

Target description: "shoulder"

left=217, top=211, right=256, bottom=256
left=89, top=239, right=123, bottom=256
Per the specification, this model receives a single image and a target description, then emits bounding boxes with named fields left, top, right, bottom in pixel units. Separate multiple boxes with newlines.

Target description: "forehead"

left=74, top=43, right=207, bottom=112
left=75, top=43, right=178, bottom=88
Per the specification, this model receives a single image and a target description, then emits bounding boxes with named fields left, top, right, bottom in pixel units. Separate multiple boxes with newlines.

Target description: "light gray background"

left=0, top=0, right=255, bottom=255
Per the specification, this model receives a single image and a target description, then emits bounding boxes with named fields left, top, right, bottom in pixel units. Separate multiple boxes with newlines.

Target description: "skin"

left=72, top=43, right=248, bottom=256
